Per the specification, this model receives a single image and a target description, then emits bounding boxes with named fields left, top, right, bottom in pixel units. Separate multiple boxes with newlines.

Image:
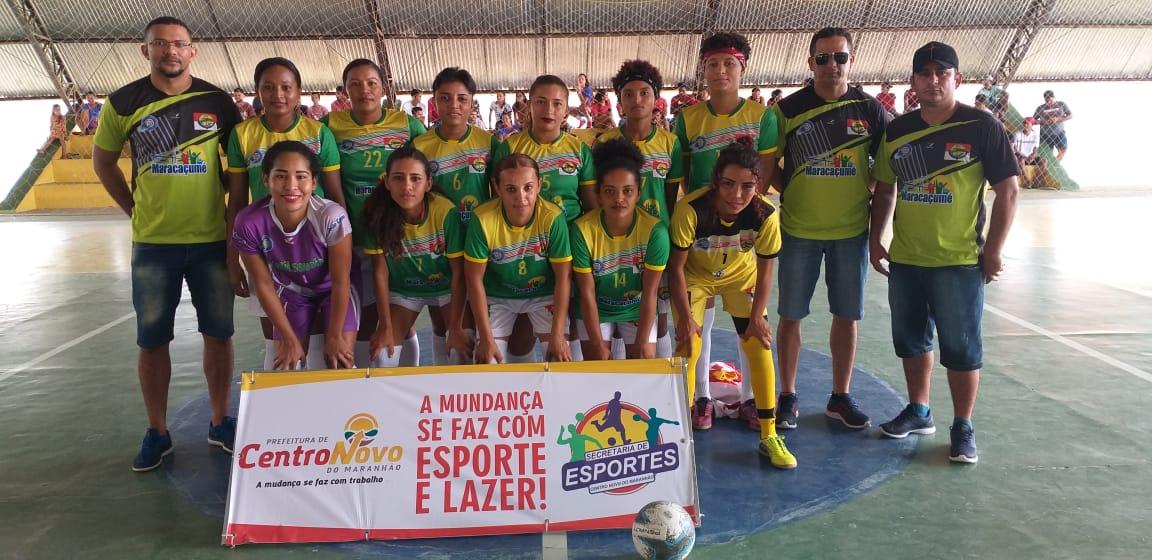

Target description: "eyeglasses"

left=813, top=52, right=850, bottom=65
left=148, top=39, right=193, bottom=50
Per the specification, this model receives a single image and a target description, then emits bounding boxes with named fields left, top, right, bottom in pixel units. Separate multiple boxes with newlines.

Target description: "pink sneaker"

left=739, top=399, right=761, bottom=431
left=691, top=398, right=714, bottom=430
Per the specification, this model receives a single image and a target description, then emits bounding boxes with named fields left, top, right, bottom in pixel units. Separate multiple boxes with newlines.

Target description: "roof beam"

left=364, top=0, right=399, bottom=106
left=2, top=0, right=80, bottom=107
left=993, top=0, right=1059, bottom=87
left=691, top=0, right=721, bottom=89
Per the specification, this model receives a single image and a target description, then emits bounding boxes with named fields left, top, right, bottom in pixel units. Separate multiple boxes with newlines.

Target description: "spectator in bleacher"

left=576, top=73, right=594, bottom=107
left=1033, top=90, right=1071, bottom=161
left=489, top=92, right=512, bottom=130
left=401, top=88, right=426, bottom=116
left=92, top=16, right=242, bottom=474
left=78, top=91, right=102, bottom=135
left=330, top=85, right=352, bottom=112
left=573, top=74, right=593, bottom=128
left=495, top=111, right=520, bottom=141
left=412, top=106, right=427, bottom=127
left=903, top=85, right=919, bottom=113
left=670, top=83, right=696, bottom=117
left=232, top=88, right=255, bottom=119
left=589, top=89, right=614, bottom=131
left=653, top=93, right=669, bottom=123
left=252, top=94, right=263, bottom=115
left=974, top=94, right=993, bottom=114
left=37, top=103, right=69, bottom=156
left=876, top=81, right=897, bottom=116
left=307, top=93, right=328, bottom=120
left=768, top=89, right=783, bottom=106
left=749, top=87, right=766, bottom=105
left=1013, top=117, right=1046, bottom=188
left=512, top=91, right=529, bottom=126
left=695, top=86, right=710, bottom=103
left=979, top=76, right=1009, bottom=118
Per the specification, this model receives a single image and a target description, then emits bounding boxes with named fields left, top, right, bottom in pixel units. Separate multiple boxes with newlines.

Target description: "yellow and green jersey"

left=673, top=99, right=778, bottom=193
left=570, top=210, right=669, bottom=322
left=669, top=188, right=782, bottom=285
left=322, top=109, right=426, bottom=247
left=873, top=105, right=1019, bottom=267
left=225, top=115, right=340, bottom=201
left=94, top=76, right=241, bottom=243
left=412, top=125, right=497, bottom=225
left=775, top=86, right=889, bottom=240
left=594, top=127, right=684, bottom=224
left=362, top=194, right=462, bottom=298
left=491, top=130, right=595, bottom=221
left=464, top=198, right=572, bottom=299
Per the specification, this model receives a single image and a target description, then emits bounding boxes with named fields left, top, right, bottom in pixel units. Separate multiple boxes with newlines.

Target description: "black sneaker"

left=879, top=404, right=936, bottom=438
left=776, top=393, right=798, bottom=429
left=949, top=423, right=979, bottom=464
left=132, top=429, right=173, bottom=472
left=825, top=394, right=870, bottom=429
left=208, top=416, right=237, bottom=454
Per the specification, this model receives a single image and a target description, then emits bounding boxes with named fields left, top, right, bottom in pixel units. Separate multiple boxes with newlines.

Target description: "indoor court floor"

left=1, top=189, right=1149, bottom=559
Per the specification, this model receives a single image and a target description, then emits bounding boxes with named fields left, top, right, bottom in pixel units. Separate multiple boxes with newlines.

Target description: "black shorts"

left=1040, top=131, right=1068, bottom=151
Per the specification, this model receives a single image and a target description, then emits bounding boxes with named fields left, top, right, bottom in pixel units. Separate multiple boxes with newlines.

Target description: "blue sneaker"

left=132, top=429, right=173, bottom=472
left=879, top=404, right=936, bottom=438
left=208, top=416, right=237, bottom=454
left=776, top=393, right=798, bottom=430
left=825, top=394, right=870, bottom=429
left=949, top=424, right=979, bottom=464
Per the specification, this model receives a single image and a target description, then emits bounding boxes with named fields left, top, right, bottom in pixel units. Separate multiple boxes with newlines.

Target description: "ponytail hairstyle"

left=701, top=136, right=770, bottom=228
left=362, top=146, right=434, bottom=256
left=591, top=136, right=644, bottom=189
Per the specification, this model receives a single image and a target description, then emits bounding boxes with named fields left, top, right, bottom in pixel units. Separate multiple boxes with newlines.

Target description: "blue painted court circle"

left=164, top=335, right=916, bottom=557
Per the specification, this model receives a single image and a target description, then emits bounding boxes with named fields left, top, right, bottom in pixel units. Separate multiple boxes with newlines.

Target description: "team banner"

left=222, top=359, right=698, bottom=546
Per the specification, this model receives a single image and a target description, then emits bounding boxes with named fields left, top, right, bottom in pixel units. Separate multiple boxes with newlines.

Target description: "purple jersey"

left=232, top=195, right=351, bottom=296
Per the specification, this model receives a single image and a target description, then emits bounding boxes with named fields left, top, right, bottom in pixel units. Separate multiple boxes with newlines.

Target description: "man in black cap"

left=1034, top=90, right=1072, bottom=161
left=867, top=41, right=1020, bottom=464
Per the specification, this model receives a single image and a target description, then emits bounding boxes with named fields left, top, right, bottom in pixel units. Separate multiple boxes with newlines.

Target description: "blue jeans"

left=777, top=231, right=867, bottom=321
left=888, top=263, right=984, bottom=371
left=131, top=241, right=234, bottom=348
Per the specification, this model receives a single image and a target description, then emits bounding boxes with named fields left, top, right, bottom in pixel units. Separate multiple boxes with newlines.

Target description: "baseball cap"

left=912, top=42, right=959, bottom=73
left=1023, top=117, right=1035, bottom=124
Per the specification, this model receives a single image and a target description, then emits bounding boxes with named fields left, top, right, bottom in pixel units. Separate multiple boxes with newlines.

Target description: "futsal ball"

left=631, top=501, right=696, bottom=560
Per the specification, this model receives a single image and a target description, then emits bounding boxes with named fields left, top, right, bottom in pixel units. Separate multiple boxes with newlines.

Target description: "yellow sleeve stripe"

left=549, top=256, right=574, bottom=263
left=758, top=147, right=778, bottom=156
left=321, top=164, right=341, bottom=172
left=362, top=248, right=383, bottom=255
left=643, top=263, right=667, bottom=271
left=227, top=166, right=247, bottom=173
left=464, top=255, right=489, bottom=263
left=572, top=265, right=592, bottom=273
left=579, top=179, right=596, bottom=186
left=446, top=250, right=464, bottom=258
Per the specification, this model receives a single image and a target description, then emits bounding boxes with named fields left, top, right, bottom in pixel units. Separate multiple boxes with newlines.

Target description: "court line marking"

left=0, top=311, right=135, bottom=384
left=984, top=304, right=1152, bottom=384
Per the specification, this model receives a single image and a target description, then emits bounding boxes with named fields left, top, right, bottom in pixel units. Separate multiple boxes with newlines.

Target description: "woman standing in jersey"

left=231, top=141, right=356, bottom=370
left=226, top=57, right=344, bottom=370
left=571, top=138, right=669, bottom=360
left=673, top=33, right=779, bottom=430
left=362, top=147, right=465, bottom=367
left=464, top=154, right=572, bottom=364
left=322, top=59, right=427, bottom=368
left=596, top=59, right=685, bottom=359
left=412, top=67, right=499, bottom=363
left=668, top=138, right=795, bottom=469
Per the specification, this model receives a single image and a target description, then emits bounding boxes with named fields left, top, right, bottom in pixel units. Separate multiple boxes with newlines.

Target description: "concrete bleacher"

left=15, top=135, right=126, bottom=212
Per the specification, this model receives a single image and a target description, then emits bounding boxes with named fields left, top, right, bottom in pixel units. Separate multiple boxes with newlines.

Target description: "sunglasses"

left=813, top=52, right=850, bottom=65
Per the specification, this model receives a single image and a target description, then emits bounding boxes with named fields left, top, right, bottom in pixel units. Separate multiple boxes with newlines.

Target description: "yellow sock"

left=739, top=336, right=777, bottom=438
left=680, top=334, right=702, bottom=406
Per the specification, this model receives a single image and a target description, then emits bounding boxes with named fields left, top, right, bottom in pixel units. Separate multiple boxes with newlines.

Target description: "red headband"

left=701, top=48, right=747, bottom=69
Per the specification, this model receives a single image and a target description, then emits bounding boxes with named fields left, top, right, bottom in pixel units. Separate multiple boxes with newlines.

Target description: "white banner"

left=222, top=359, right=698, bottom=545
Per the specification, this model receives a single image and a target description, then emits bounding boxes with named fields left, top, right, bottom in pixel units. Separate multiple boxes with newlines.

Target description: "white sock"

left=399, top=333, right=420, bottom=367
left=263, top=340, right=276, bottom=370
left=611, top=336, right=626, bottom=360
left=432, top=334, right=450, bottom=366
left=569, top=340, right=584, bottom=361
left=656, top=332, right=673, bottom=359
left=695, top=307, right=715, bottom=399
left=449, top=329, right=475, bottom=364
left=739, top=341, right=755, bottom=402
left=371, top=346, right=402, bottom=367
left=304, top=334, right=327, bottom=370
left=354, top=341, right=371, bottom=368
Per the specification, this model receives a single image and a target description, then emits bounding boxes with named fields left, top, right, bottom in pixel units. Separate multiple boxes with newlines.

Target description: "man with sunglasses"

left=93, top=16, right=242, bottom=472
left=869, top=42, right=1019, bottom=464
left=771, top=27, right=890, bottom=433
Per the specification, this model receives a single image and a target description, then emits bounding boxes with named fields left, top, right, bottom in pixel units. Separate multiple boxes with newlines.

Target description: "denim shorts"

left=777, top=231, right=868, bottom=321
left=131, top=241, right=235, bottom=348
left=888, top=262, right=984, bottom=371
